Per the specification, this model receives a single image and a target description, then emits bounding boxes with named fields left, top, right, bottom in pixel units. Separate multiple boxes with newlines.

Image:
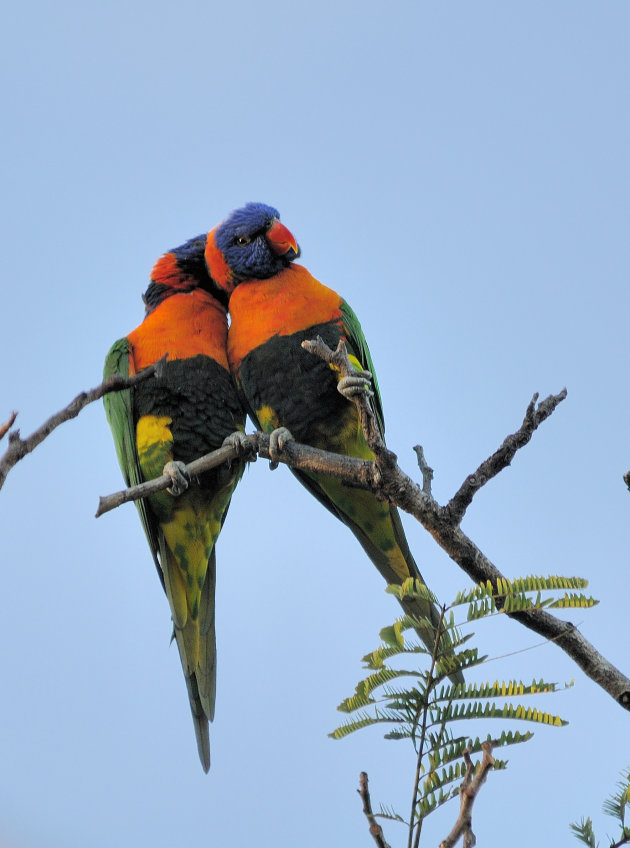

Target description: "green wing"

left=340, top=300, right=385, bottom=437
left=103, top=338, right=161, bottom=579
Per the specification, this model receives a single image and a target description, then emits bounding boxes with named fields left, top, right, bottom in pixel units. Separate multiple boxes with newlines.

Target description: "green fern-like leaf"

left=379, top=619, right=407, bottom=649
left=466, top=596, right=496, bottom=620
left=333, top=578, right=580, bottom=835
left=362, top=642, right=429, bottom=669
left=494, top=729, right=535, bottom=747
left=602, top=767, right=630, bottom=824
left=330, top=706, right=413, bottom=740
left=337, top=668, right=424, bottom=713
left=362, top=630, right=478, bottom=678
left=429, top=700, right=567, bottom=727
left=572, top=767, right=630, bottom=846
left=386, top=577, right=439, bottom=605
left=416, top=791, right=440, bottom=818
left=549, top=592, right=599, bottom=609
left=569, top=817, right=597, bottom=847
left=383, top=726, right=416, bottom=741
left=425, top=730, right=533, bottom=771
left=422, top=760, right=466, bottom=796
left=452, top=576, right=596, bottom=617
left=377, top=803, right=406, bottom=824
left=435, top=678, right=567, bottom=703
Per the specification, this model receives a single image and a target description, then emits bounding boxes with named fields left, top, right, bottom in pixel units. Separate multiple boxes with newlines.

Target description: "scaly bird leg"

left=222, top=430, right=257, bottom=464
left=268, top=426, right=294, bottom=470
left=337, top=370, right=374, bottom=401
left=163, top=460, right=190, bottom=496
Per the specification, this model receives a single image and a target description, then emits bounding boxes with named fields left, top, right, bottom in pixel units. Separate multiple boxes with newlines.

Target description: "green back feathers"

left=103, top=338, right=161, bottom=576
left=340, top=300, right=385, bottom=436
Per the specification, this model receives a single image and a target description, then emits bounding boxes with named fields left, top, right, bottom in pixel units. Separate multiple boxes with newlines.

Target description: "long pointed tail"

left=163, top=542, right=218, bottom=771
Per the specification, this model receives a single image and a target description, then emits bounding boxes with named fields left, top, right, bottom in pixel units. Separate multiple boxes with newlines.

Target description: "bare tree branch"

left=357, top=772, right=391, bottom=848
left=445, top=389, right=567, bottom=524
left=0, top=358, right=165, bottom=493
left=95, top=432, right=379, bottom=517
left=300, top=339, right=630, bottom=712
left=439, top=742, right=495, bottom=848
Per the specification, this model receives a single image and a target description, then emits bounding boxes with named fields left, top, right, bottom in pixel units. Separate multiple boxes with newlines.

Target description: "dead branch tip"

left=0, top=411, right=18, bottom=441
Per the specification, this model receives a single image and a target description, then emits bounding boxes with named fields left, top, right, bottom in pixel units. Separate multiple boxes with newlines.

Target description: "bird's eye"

left=235, top=235, right=251, bottom=246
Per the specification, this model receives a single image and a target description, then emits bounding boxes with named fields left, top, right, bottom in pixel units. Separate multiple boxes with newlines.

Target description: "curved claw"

left=223, top=430, right=250, bottom=454
left=268, top=426, right=293, bottom=470
left=337, top=372, right=374, bottom=402
left=163, top=460, right=190, bottom=496
left=223, top=430, right=256, bottom=463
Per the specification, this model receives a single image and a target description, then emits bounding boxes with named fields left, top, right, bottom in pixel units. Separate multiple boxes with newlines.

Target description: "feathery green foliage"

left=333, top=576, right=593, bottom=846
left=572, top=767, right=630, bottom=846
left=570, top=818, right=597, bottom=847
left=450, top=574, right=597, bottom=619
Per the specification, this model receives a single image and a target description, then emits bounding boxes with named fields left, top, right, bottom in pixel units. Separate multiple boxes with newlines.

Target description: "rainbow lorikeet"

left=103, top=236, right=246, bottom=771
left=203, top=203, right=461, bottom=680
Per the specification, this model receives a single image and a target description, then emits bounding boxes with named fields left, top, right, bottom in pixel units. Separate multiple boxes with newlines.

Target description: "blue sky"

left=2, top=2, right=629, bottom=845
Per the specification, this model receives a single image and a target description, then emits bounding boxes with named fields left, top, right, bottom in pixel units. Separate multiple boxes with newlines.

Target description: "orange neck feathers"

left=128, top=289, right=230, bottom=373
left=227, top=264, right=343, bottom=371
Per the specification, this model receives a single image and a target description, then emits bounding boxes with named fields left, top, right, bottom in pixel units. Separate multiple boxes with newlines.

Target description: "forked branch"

left=439, top=742, right=495, bottom=848
left=0, top=358, right=166, bottom=493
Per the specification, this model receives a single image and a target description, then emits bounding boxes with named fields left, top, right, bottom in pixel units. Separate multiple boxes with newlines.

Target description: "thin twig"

left=413, top=445, right=434, bottom=497
left=357, top=772, right=391, bottom=848
left=439, top=742, right=495, bottom=848
left=446, top=389, right=567, bottom=524
left=0, top=411, right=17, bottom=442
left=0, top=359, right=166, bottom=493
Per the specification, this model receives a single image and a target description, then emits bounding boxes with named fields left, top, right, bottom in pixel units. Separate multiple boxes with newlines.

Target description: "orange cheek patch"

left=204, top=230, right=234, bottom=293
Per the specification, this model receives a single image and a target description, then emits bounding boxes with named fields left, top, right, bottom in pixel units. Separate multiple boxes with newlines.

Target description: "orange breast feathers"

left=227, top=264, right=343, bottom=370
left=127, top=289, right=230, bottom=373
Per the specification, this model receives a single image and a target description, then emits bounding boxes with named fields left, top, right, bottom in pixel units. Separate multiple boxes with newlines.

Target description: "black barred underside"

left=237, top=321, right=353, bottom=444
left=134, top=355, right=244, bottom=468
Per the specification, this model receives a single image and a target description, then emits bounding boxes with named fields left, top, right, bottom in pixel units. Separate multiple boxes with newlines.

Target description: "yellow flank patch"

left=137, top=415, right=174, bottom=481
left=137, top=415, right=173, bottom=454
left=256, top=405, right=280, bottom=433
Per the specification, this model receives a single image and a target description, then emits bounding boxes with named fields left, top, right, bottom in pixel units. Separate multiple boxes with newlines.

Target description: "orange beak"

left=266, top=219, right=299, bottom=257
